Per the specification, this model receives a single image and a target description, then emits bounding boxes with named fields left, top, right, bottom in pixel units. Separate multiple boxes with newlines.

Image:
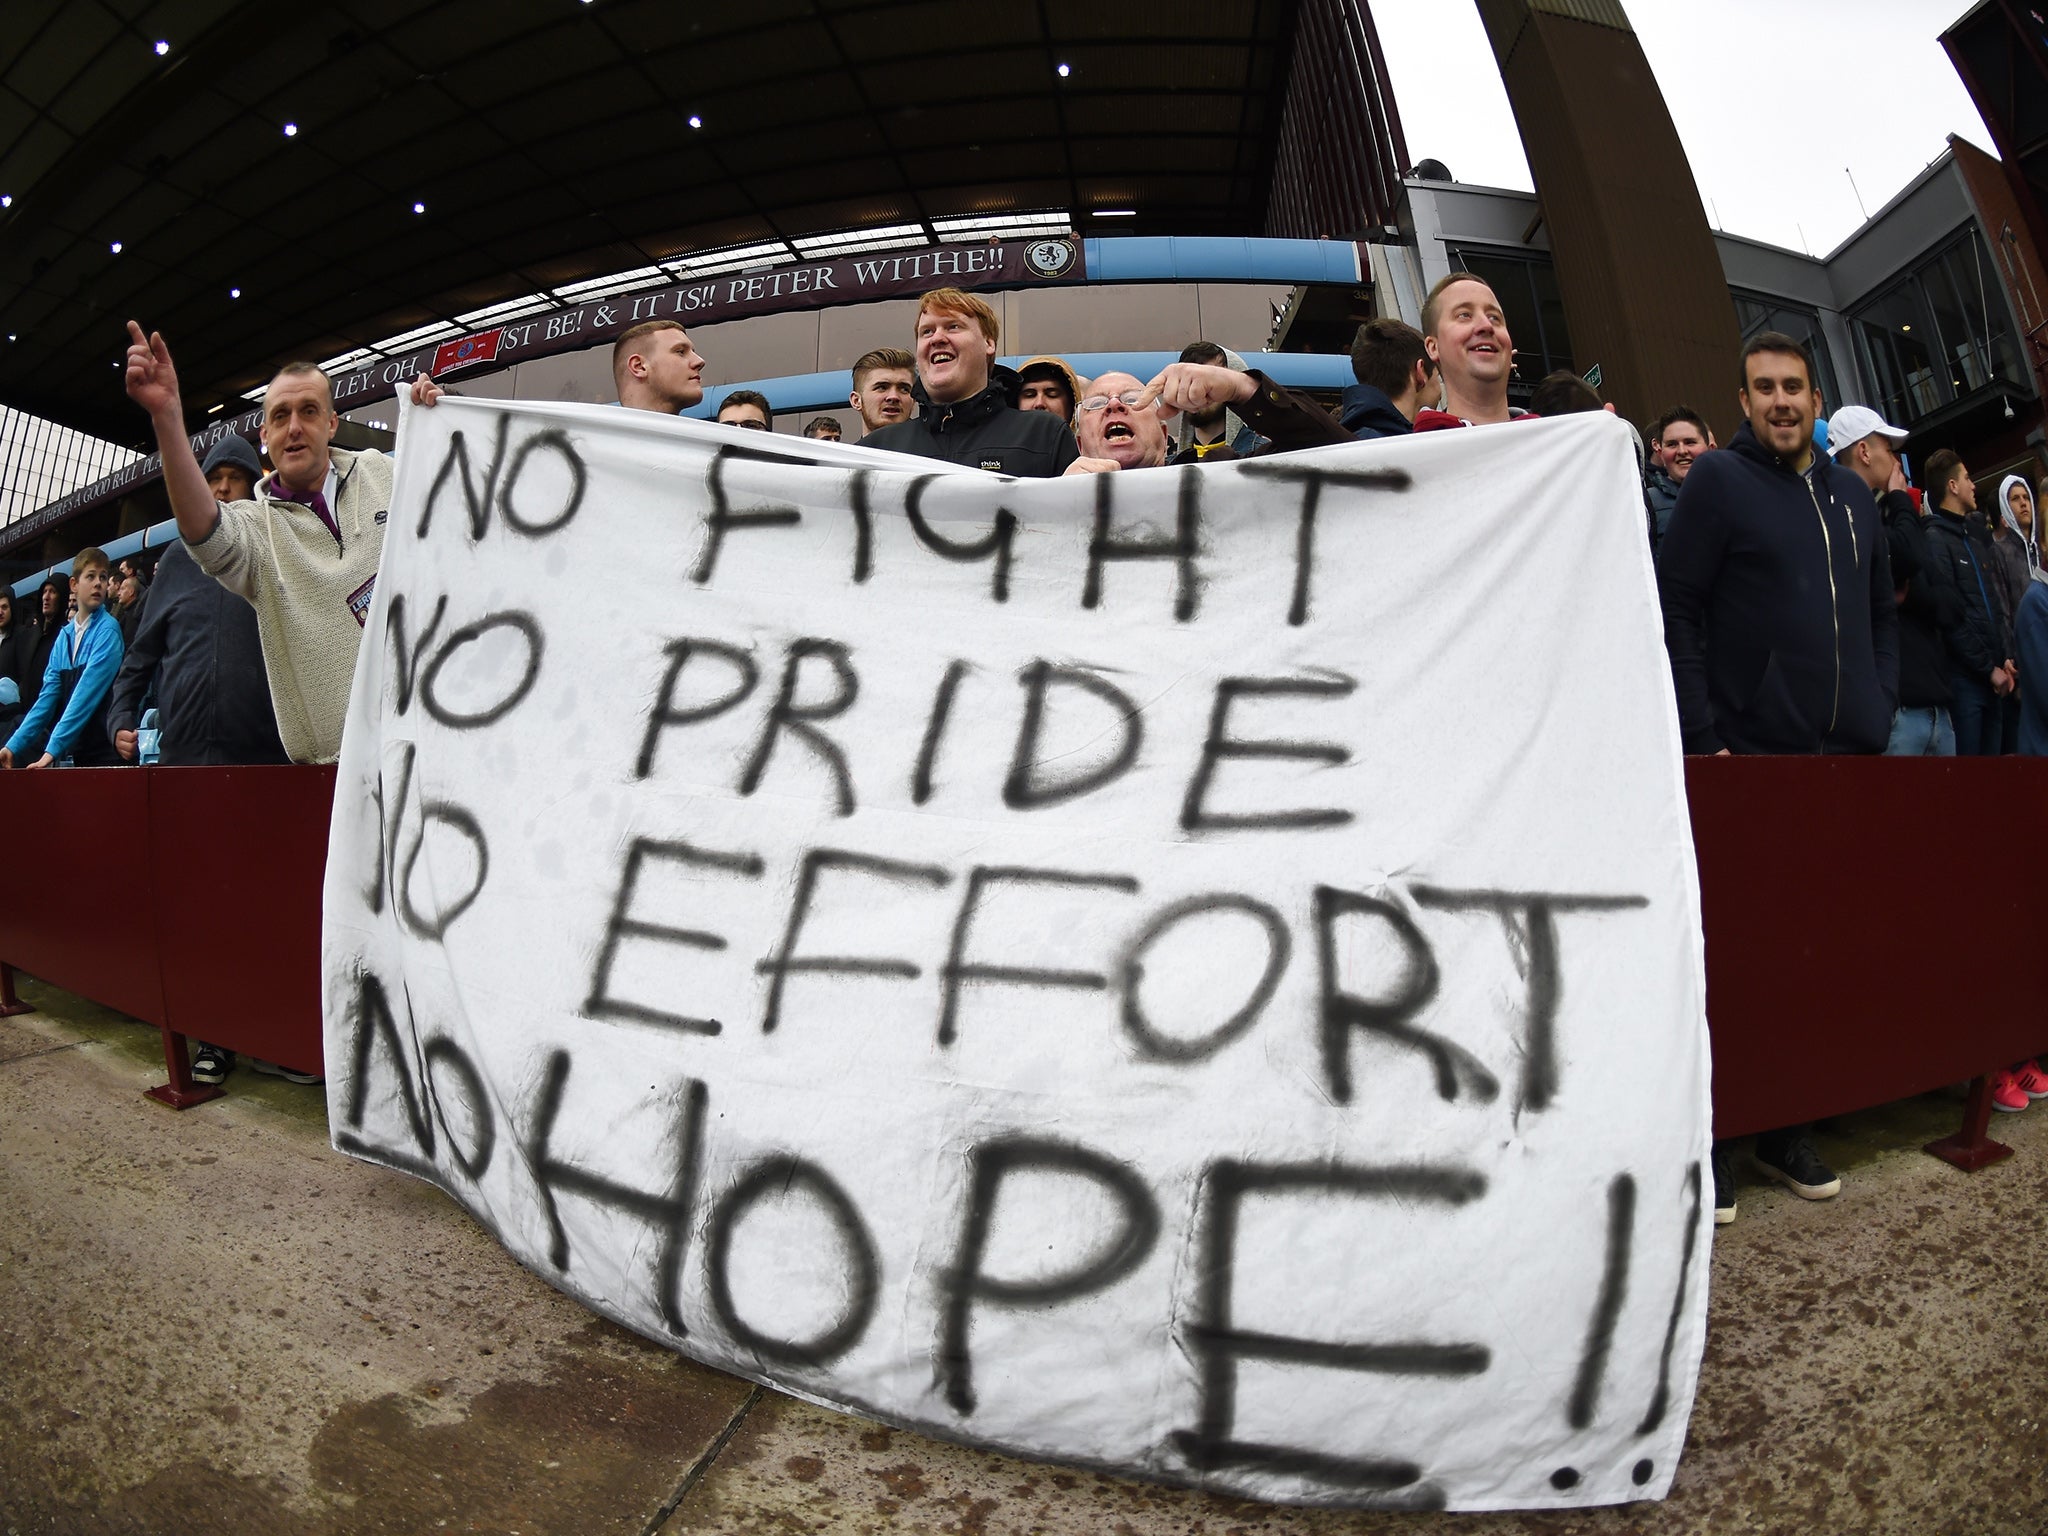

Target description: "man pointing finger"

left=124, top=321, right=391, bottom=764
left=1139, top=360, right=1350, bottom=462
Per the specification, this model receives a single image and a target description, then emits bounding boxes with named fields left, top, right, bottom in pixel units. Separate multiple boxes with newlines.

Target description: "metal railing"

left=0, top=408, right=141, bottom=532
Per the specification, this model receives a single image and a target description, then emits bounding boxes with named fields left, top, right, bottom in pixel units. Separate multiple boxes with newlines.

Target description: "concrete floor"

left=2, top=975, right=2045, bottom=1536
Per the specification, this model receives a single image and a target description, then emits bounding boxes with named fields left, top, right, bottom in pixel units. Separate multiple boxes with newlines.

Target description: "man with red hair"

left=862, top=288, right=1087, bottom=477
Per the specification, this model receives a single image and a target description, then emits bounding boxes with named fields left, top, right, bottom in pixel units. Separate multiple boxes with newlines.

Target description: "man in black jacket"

left=1659, top=331, right=1898, bottom=1221
left=107, top=435, right=286, bottom=770
left=1644, top=407, right=1712, bottom=552
left=17, top=574, right=71, bottom=724
left=1829, top=406, right=1958, bottom=754
left=105, top=436, right=287, bottom=1088
left=1919, top=449, right=2014, bottom=756
left=1341, top=318, right=1435, bottom=440
left=861, top=288, right=1085, bottom=478
left=106, top=543, right=286, bottom=770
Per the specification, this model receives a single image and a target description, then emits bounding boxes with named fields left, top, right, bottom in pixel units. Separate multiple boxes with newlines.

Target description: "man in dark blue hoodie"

left=1341, top=318, right=1435, bottom=439
left=1658, top=330, right=1898, bottom=1222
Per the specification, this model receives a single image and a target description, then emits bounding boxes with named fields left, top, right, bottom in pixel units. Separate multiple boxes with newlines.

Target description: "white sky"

left=1372, top=0, right=1995, bottom=257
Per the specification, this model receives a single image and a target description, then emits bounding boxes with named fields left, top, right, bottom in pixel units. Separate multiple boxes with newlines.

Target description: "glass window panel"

left=1922, top=251, right=1987, bottom=395
left=1529, top=259, right=1576, bottom=377
left=1851, top=283, right=1943, bottom=418
left=1957, top=236, right=2026, bottom=388
left=1447, top=247, right=1573, bottom=399
left=1448, top=249, right=1539, bottom=374
left=1858, top=323, right=1913, bottom=426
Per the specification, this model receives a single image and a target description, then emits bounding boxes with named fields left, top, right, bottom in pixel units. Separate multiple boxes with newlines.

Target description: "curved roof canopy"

left=0, top=0, right=1407, bottom=442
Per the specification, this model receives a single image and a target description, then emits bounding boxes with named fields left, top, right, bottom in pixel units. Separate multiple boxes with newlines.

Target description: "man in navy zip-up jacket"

left=1657, top=333, right=1897, bottom=1224
left=1658, top=339, right=1898, bottom=757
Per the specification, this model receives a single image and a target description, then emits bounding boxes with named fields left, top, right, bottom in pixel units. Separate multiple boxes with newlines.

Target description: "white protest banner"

left=323, top=400, right=1711, bottom=1513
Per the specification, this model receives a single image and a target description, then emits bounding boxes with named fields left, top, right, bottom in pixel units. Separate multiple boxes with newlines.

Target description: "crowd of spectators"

left=3, top=270, right=2041, bottom=1116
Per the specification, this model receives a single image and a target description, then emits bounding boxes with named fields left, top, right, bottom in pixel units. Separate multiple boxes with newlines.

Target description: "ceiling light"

left=1056, top=62, right=1071, bottom=77
left=230, top=287, right=241, bottom=298
left=154, top=40, right=169, bottom=55
left=208, top=403, right=223, bottom=413
left=110, top=240, right=123, bottom=252
left=1, top=195, right=11, bottom=208
left=5, top=334, right=14, bottom=343
left=283, top=122, right=298, bottom=137
left=688, top=115, right=703, bottom=129
left=1092, top=209, right=1135, bottom=218
left=412, top=201, right=426, bottom=214
left=1901, top=324, right=1911, bottom=332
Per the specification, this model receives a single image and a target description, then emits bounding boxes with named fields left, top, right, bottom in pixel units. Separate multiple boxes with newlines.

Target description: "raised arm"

left=1140, top=363, right=1350, bottom=454
left=123, top=322, right=222, bottom=545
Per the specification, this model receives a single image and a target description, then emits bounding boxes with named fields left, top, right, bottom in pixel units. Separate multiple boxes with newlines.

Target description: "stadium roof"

left=0, top=0, right=1404, bottom=445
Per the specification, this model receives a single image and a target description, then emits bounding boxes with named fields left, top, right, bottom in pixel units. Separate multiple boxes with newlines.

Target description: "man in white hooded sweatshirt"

left=1990, top=474, right=2043, bottom=754
left=124, top=322, right=388, bottom=764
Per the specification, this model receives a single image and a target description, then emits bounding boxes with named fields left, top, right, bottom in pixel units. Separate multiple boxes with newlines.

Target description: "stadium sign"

left=2, top=239, right=1087, bottom=555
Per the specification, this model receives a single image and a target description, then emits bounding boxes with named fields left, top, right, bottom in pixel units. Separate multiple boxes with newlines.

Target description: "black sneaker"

left=1711, top=1144, right=1736, bottom=1225
left=1753, top=1132, right=1841, bottom=1200
left=190, top=1044, right=231, bottom=1085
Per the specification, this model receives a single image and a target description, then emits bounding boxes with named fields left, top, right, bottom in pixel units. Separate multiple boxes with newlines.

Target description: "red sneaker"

left=1991, top=1070, right=2030, bottom=1114
left=2011, top=1060, right=2048, bottom=1101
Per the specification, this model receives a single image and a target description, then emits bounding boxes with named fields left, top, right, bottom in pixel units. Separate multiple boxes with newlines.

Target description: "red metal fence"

left=2, top=759, right=2044, bottom=1154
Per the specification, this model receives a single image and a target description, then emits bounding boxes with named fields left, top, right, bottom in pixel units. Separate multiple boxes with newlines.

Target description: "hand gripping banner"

left=323, top=398, right=1711, bottom=1512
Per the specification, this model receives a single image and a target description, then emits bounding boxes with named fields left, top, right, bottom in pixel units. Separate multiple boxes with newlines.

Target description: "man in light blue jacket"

left=0, top=547, right=125, bottom=769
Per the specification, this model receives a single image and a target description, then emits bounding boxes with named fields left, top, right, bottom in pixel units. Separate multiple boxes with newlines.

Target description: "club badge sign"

left=323, top=399, right=1711, bottom=1512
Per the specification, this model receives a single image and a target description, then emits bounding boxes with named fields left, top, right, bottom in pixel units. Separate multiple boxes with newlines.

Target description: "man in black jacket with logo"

left=1919, top=449, right=2014, bottom=756
left=862, top=288, right=1086, bottom=478
left=1829, top=406, right=1958, bottom=754
left=1658, top=331, right=1897, bottom=1222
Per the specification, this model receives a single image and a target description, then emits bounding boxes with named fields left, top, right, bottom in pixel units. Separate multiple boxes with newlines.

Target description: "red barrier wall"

left=0, top=766, right=334, bottom=1076
left=1, top=758, right=2044, bottom=1134
left=1686, top=755, right=2048, bottom=1136
left=0, top=769, right=163, bottom=1024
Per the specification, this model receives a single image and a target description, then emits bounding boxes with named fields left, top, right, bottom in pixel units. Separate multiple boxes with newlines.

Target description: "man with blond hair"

left=848, top=347, right=916, bottom=435
left=861, top=288, right=1082, bottom=477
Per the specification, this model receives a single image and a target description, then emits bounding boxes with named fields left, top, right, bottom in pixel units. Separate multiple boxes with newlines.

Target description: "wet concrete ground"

left=3, top=974, right=2044, bottom=1536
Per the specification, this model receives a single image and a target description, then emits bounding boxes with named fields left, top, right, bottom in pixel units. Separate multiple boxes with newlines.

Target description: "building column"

left=1475, top=0, right=1742, bottom=439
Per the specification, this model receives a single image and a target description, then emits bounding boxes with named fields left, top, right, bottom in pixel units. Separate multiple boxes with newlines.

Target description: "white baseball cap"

left=1826, top=405, right=1908, bottom=457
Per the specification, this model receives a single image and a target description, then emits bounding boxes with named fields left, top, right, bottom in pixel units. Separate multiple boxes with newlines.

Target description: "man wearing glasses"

left=1075, top=373, right=1173, bottom=470
left=1074, top=363, right=1350, bottom=470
